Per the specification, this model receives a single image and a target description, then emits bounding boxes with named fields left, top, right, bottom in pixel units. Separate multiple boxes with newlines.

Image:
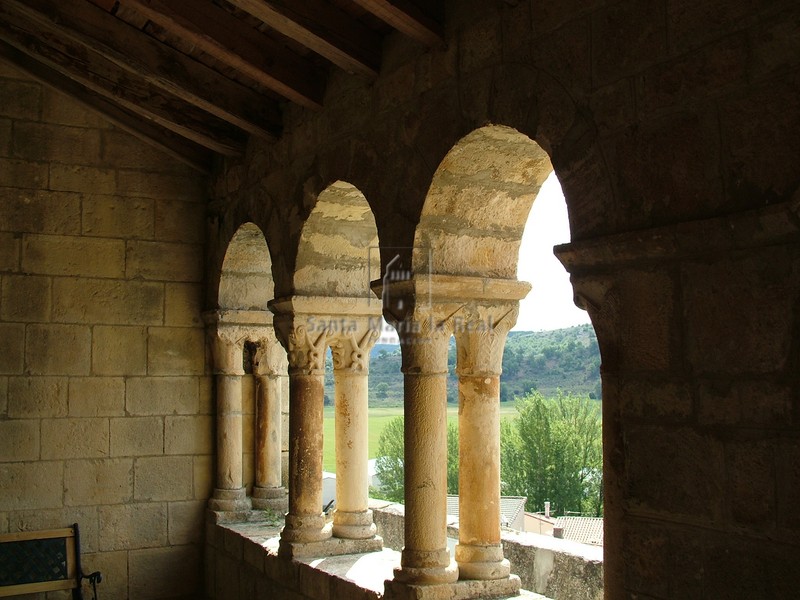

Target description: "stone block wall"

left=0, top=62, right=211, bottom=599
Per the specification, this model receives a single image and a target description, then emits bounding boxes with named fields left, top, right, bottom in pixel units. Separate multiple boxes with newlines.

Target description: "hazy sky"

left=513, top=171, right=591, bottom=331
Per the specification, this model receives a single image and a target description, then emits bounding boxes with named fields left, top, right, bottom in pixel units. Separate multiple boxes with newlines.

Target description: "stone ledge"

left=385, top=575, right=522, bottom=600
left=209, top=520, right=535, bottom=600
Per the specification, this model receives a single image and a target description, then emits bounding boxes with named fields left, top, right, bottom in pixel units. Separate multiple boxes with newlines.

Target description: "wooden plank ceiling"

left=0, top=0, right=444, bottom=172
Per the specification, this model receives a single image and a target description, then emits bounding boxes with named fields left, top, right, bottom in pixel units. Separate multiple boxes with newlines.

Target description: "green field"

left=321, top=403, right=520, bottom=473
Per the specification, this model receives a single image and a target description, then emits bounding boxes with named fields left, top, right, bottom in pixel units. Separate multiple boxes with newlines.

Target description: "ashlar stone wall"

left=0, top=61, right=211, bottom=599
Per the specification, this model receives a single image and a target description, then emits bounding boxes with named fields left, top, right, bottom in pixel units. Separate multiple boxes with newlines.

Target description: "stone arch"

left=412, top=125, right=553, bottom=279
left=218, top=222, right=274, bottom=310
left=294, top=180, right=380, bottom=297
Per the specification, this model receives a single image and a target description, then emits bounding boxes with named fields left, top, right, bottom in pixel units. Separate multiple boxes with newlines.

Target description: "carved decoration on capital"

left=329, top=318, right=381, bottom=373
left=454, top=303, right=519, bottom=377
left=253, top=327, right=288, bottom=377
left=210, top=324, right=247, bottom=375
left=273, top=316, right=329, bottom=375
left=396, top=305, right=457, bottom=374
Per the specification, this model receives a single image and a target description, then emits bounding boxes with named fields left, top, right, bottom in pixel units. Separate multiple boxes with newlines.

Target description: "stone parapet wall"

left=370, top=500, right=602, bottom=600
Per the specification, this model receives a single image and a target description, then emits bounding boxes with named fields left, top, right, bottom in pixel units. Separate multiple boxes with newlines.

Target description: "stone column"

left=393, top=309, right=458, bottom=585
left=453, top=304, right=517, bottom=581
left=208, top=323, right=250, bottom=512
left=251, top=326, right=288, bottom=510
left=329, top=319, right=380, bottom=541
left=274, top=314, right=331, bottom=555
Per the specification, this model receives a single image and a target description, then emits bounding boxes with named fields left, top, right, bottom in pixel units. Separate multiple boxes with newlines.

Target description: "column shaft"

left=394, top=327, right=458, bottom=585
left=454, top=307, right=516, bottom=580
left=281, top=371, right=329, bottom=542
left=216, top=374, right=244, bottom=490
left=332, top=370, right=375, bottom=538
left=255, top=374, right=282, bottom=488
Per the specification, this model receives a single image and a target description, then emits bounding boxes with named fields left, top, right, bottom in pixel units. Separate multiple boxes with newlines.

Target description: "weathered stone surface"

left=126, top=376, right=199, bottom=415
left=13, top=122, right=101, bottom=164
left=0, top=323, right=24, bottom=374
left=0, top=188, right=81, bottom=235
left=0, top=78, right=40, bottom=119
left=168, top=500, right=206, bottom=545
left=49, top=164, right=116, bottom=194
left=134, top=456, right=193, bottom=501
left=41, top=418, right=110, bottom=459
left=7, top=376, right=68, bottom=418
left=82, top=195, right=154, bottom=239
left=52, top=278, right=164, bottom=325
left=0, top=419, right=39, bottom=462
left=22, top=234, right=125, bottom=278
left=26, top=323, right=92, bottom=376
left=99, top=502, right=168, bottom=550
left=165, top=415, right=213, bottom=455
left=65, top=458, right=132, bottom=506
left=111, top=416, right=164, bottom=457
left=128, top=545, right=201, bottom=598
left=147, top=327, right=206, bottom=375
left=1, top=274, right=51, bottom=322
left=92, top=325, right=147, bottom=376
left=68, top=377, right=125, bottom=416
left=126, top=240, right=204, bottom=283
left=0, top=158, right=47, bottom=188
left=0, top=461, right=62, bottom=511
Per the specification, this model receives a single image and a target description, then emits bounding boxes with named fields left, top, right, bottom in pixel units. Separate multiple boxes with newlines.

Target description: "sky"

left=513, top=171, right=591, bottom=331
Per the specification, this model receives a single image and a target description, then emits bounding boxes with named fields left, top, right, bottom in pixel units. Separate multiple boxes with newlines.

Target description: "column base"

left=208, top=488, right=251, bottom=512
left=384, top=574, right=521, bottom=600
left=333, top=508, right=378, bottom=540
left=280, top=512, right=331, bottom=545
left=279, top=529, right=383, bottom=559
left=251, top=486, right=288, bottom=511
left=394, top=549, right=458, bottom=585
left=455, top=544, right=511, bottom=580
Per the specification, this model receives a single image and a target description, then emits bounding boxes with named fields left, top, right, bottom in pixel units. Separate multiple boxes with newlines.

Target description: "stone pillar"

left=329, top=319, right=380, bottom=541
left=251, top=326, right=288, bottom=510
left=274, top=315, right=331, bottom=554
left=208, top=323, right=250, bottom=512
left=393, top=310, right=459, bottom=585
left=453, top=304, right=517, bottom=581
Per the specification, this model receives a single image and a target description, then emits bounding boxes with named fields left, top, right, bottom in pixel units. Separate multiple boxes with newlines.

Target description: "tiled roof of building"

left=555, top=516, right=604, bottom=546
left=445, top=495, right=527, bottom=527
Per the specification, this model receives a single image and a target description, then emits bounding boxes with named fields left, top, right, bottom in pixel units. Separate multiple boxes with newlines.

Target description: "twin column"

left=382, top=276, right=528, bottom=591
left=271, top=299, right=382, bottom=556
left=207, top=315, right=286, bottom=512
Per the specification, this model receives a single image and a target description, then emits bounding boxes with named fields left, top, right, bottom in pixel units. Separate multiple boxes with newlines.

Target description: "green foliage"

left=501, top=391, right=602, bottom=516
left=374, top=416, right=459, bottom=502
left=374, top=416, right=405, bottom=502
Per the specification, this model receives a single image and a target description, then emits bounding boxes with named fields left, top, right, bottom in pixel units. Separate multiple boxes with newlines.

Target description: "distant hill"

left=322, top=324, right=601, bottom=406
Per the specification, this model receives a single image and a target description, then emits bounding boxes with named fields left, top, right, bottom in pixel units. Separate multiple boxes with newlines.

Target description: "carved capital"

left=395, top=305, right=458, bottom=374
left=252, top=326, right=288, bottom=377
left=210, top=324, right=248, bottom=375
left=274, top=316, right=329, bottom=375
left=329, top=318, right=381, bottom=373
left=454, top=302, right=518, bottom=377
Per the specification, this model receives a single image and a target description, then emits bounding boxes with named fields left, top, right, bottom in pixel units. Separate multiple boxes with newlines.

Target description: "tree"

left=501, top=391, right=602, bottom=516
left=374, top=416, right=459, bottom=502
left=375, top=381, right=389, bottom=400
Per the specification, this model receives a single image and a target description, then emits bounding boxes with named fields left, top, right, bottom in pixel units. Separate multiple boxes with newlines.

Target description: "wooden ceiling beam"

left=6, top=0, right=281, bottom=139
left=0, top=41, right=212, bottom=173
left=119, top=0, right=324, bottom=109
left=0, top=7, right=246, bottom=155
left=350, top=0, right=443, bottom=47
left=228, top=0, right=382, bottom=76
